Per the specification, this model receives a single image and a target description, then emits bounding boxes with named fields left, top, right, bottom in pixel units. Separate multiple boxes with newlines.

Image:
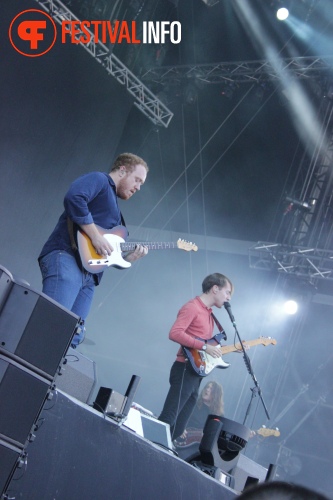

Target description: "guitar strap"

left=211, top=313, right=227, bottom=341
left=67, top=218, right=89, bottom=276
left=120, top=212, right=127, bottom=232
left=67, top=218, right=78, bottom=251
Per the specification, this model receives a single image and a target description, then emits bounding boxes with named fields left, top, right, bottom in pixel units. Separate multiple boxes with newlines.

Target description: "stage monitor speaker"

left=0, top=279, right=79, bottom=380
left=93, top=387, right=126, bottom=416
left=55, top=347, right=96, bottom=404
left=191, top=461, right=235, bottom=489
left=0, top=440, right=25, bottom=499
left=93, top=376, right=141, bottom=418
left=231, top=454, right=268, bottom=492
left=0, top=355, right=51, bottom=446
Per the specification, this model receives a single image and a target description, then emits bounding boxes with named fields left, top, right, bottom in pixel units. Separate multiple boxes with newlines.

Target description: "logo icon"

left=9, top=9, right=57, bottom=57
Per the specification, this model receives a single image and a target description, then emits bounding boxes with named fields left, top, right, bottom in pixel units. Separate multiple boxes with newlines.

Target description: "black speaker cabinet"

left=0, top=266, right=14, bottom=313
left=0, top=277, right=79, bottom=380
left=0, top=355, right=51, bottom=446
left=0, top=439, right=25, bottom=499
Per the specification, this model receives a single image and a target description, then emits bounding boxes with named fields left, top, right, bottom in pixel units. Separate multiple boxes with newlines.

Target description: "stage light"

left=198, top=416, right=251, bottom=471
left=184, top=83, right=198, bottom=104
left=254, top=83, right=266, bottom=101
left=276, top=7, right=289, bottom=20
left=285, top=196, right=314, bottom=212
left=221, top=84, right=234, bottom=100
left=283, top=300, right=298, bottom=315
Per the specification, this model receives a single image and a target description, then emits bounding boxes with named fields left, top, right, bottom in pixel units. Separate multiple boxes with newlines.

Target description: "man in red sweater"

left=158, top=273, right=233, bottom=441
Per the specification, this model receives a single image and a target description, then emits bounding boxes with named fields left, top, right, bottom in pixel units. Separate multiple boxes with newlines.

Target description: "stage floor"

left=5, top=390, right=239, bottom=500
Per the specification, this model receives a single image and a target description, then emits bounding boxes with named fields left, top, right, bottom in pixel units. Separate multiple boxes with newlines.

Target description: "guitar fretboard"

left=120, top=242, right=178, bottom=251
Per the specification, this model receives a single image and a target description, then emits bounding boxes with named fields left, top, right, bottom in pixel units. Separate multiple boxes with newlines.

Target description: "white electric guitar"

left=77, top=225, right=198, bottom=274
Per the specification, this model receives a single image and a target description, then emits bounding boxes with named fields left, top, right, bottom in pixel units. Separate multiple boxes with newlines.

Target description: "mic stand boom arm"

left=224, top=302, right=270, bottom=425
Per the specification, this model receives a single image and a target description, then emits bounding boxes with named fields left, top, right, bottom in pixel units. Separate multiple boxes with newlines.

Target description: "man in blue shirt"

left=38, top=152, right=148, bottom=346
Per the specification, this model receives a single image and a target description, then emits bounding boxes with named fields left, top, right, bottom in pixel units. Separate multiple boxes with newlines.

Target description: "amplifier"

left=55, top=348, right=96, bottom=404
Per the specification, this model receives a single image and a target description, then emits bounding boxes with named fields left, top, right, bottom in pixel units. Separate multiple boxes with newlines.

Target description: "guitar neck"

left=120, top=242, right=178, bottom=251
left=221, top=339, right=265, bottom=355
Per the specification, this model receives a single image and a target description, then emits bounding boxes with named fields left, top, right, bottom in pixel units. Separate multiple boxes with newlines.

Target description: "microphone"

left=224, top=301, right=236, bottom=324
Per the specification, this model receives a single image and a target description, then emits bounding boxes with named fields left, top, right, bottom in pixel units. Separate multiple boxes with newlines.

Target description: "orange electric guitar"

left=183, top=337, right=277, bottom=376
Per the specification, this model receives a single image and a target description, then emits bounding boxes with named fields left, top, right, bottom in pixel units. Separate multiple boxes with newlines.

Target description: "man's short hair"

left=202, top=273, right=233, bottom=294
left=110, top=153, right=149, bottom=173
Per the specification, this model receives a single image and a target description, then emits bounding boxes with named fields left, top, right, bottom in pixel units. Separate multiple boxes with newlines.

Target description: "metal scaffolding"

left=249, top=242, right=333, bottom=281
left=249, top=80, right=333, bottom=286
left=141, top=56, right=333, bottom=86
left=34, top=0, right=174, bottom=128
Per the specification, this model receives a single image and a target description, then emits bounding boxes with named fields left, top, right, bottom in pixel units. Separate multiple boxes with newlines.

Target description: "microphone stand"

left=224, top=303, right=270, bottom=426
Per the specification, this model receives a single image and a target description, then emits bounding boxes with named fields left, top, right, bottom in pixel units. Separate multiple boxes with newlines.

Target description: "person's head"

left=110, top=153, right=148, bottom=200
left=201, top=273, right=233, bottom=308
left=198, top=381, right=224, bottom=415
left=238, top=481, right=329, bottom=500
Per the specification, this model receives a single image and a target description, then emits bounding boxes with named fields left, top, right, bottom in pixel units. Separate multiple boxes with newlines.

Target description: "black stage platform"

left=5, top=390, right=239, bottom=500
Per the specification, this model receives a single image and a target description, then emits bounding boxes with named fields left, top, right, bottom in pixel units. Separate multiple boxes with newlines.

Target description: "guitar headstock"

left=257, top=427, right=280, bottom=438
left=177, top=239, right=198, bottom=252
left=259, top=337, right=277, bottom=346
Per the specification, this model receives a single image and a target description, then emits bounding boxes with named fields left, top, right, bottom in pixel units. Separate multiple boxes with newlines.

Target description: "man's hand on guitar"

left=91, top=234, right=114, bottom=256
left=123, top=244, right=148, bottom=263
left=205, top=344, right=223, bottom=358
left=80, top=223, right=114, bottom=257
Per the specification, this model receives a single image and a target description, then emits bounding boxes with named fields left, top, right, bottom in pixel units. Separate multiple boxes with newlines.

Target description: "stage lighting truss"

left=249, top=243, right=333, bottom=282
left=141, top=56, right=333, bottom=87
left=34, top=0, right=174, bottom=128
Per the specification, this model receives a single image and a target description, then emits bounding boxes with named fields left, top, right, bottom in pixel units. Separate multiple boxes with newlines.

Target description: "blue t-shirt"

left=39, top=172, right=123, bottom=282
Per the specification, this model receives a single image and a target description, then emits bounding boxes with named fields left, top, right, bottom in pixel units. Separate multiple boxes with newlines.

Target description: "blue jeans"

left=159, top=361, right=202, bottom=440
left=39, top=250, right=95, bottom=346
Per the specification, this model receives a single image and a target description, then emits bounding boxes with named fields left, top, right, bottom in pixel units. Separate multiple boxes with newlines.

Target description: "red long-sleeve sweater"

left=169, top=296, right=214, bottom=362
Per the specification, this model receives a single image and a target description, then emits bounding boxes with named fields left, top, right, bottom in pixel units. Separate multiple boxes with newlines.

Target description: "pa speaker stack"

left=0, top=265, right=80, bottom=499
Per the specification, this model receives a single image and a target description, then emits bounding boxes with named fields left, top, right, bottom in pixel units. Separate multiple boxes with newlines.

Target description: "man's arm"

left=170, top=304, right=222, bottom=359
left=64, top=173, right=114, bottom=256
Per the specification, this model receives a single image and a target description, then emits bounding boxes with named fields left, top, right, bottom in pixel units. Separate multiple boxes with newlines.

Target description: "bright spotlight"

left=284, top=300, right=298, bottom=315
left=277, top=7, right=289, bottom=20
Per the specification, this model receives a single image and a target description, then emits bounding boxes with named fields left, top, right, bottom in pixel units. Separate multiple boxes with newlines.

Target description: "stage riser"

left=5, top=391, right=238, bottom=500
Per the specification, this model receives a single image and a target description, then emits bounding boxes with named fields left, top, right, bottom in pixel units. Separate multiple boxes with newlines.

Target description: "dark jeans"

left=159, top=361, right=202, bottom=440
left=39, top=250, right=95, bottom=345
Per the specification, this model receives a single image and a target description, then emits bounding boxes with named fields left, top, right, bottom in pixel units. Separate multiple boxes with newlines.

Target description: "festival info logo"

left=9, top=9, right=57, bottom=57
left=9, top=9, right=181, bottom=57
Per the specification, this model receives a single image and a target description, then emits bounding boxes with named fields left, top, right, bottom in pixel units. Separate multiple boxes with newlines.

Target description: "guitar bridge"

left=88, top=258, right=111, bottom=266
